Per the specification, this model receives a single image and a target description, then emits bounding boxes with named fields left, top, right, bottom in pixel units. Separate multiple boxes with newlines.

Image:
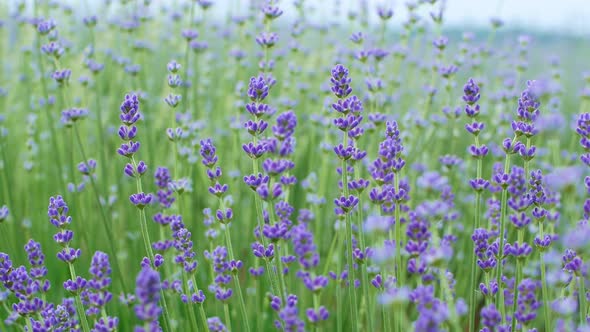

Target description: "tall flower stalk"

left=200, top=138, right=250, bottom=332
left=47, top=195, right=90, bottom=332
left=463, top=78, right=490, bottom=332
left=116, top=94, right=172, bottom=331
left=329, top=64, right=361, bottom=331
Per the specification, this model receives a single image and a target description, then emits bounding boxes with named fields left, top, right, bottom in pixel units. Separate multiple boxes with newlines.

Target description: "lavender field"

left=1, top=0, right=590, bottom=331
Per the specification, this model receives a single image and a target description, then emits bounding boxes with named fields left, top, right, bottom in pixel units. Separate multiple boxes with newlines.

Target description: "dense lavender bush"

left=0, top=0, right=589, bottom=331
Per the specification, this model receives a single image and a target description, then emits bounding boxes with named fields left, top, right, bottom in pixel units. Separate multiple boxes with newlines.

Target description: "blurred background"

left=7, top=0, right=590, bottom=34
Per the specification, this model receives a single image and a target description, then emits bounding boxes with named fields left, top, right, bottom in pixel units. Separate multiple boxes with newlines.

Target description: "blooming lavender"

left=81, top=252, right=114, bottom=316
left=3, top=3, right=590, bottom=332
left=48, top=195, right=91, bottom=331
left=200, top=138, right=250, bottom=331
left=134, top=266, right=162, bottom=332
left=116, top=94, right=172, bottom=330
left=463, top=78, right=490, bottom=331
left=329, top=63, right=363, bottom=330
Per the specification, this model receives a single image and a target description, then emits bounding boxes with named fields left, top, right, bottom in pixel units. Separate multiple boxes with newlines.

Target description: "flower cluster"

left=117, top=94, right=153, bottom=209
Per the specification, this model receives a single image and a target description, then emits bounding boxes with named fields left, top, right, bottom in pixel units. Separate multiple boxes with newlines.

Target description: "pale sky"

left=27, top=0, right=590, bottom=34
left=322, top=0, right=590, bottom=34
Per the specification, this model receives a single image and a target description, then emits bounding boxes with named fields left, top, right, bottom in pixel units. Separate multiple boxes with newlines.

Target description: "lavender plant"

left=0, top=1, right=589, bottom=331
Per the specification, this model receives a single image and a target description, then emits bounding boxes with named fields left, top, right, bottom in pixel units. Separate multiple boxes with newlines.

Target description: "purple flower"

left=306, top=306, right=329, bottom=323
left=330, top=64, right=352, bottom=99
left=78, top=159, right=97, bottom=176
left=262, top=5, right=283, bottom=20
left=481, top=303, right=502, bottom=329
left=61, top=108, right=89, bottom=126
left=64, top=275, right=87, bottom=294
left=81, top=251, right=114, bottom=316
left=514, top=279, right=541, bottom=325
left=57, top=247, right=82, bottom=263
left=562, top=249, right=583, bottom=275
left=24, top=240, right=49, bottom=284
left=36, top=19, right=56, bottom=35
left=463, top=78, right=481, bottom=106
left=290, top=223, right=320, bottom=269
left=93, top=316, right=119, bottom=331
left=48, top=195, right=71, bottom=227
left=377, top=6, right=394, bottom=20
left=134, top=266, right=162, bottom=327
left=129, top=193, right=153, bottom=209
left=52, top=69, right=71, bottom=85
left=182, top=29, right=198, bottom=41
left=41, top=42, right=64, bottom=59
left=334, top=195, right=359, bottom=213
left=207, top=316, right=227, bottom=332
left=0, top=205, right=9, bottom=222
left=271, top=294, right=305, bottom=331
left=256, top=32, right=279, bottom=48
left=82, top=16, right=97, bottom=27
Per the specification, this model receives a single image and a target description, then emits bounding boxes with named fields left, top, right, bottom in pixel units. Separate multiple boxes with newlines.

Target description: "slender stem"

left=382, top=301, right=391, bottom=332
left=224, top=303, right=232, bottom=332
left=538, top=222, right=551, bottom=331
left=130, top=157, right=172, bottom=332
left=354, top=171, right=373, bottom=332
left=321, top=233, right=338, bottom=277
left=341, top=134, right=359, bottom=331
left=251, top=158, right=281, bottom=297
left=68, top=263, right=91, bottom=332
left=73, top=125, right=128, bottom=293
left=184, top=274, right=199, bottom=331
left=35, top=24, right=66, bottom=193
left=511, top=258, right=522, bottom=332
left=335, top=226, right=343, bottom=332
left=468, top=242, right=478, bottom=331
left=0, top=140, right=14, bottom=220
left=26, top=317, right=33, bottom=332
left=191, top=275, right=210, bottom=331
left=267, top=202, right=288, bottom=299
left=439, top=268, right=461, bottom=331
left=223, top=224, right=251, bottom=332
left=539, top=255, right=551, bottom=329
left=393, top=171, right=404, bottom=331
left=496, top=137, right=516, bottom=316
left=87, top=27, right=108, bottom=195
left=313, top=293, right=323, bottom=332
left=580, top=275, right=587, bottom=326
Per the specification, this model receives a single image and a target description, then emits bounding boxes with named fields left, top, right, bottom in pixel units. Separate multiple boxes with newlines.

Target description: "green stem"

left=496, top=137, right=516, bottom=316
left=341, top=134, right=359, bottom=331
left=36, top=26, right=66, bottom=193
left=539, top=223, right=551, bottom=331
left=440, top=269, right=461, bottom=331
left=313, top=293, right=323, bottom=332
left=190, top=276, right=210, bottom=331
left=267, top=201, right=288, bottom=299
left=355, top=172, right=373, bottom=331
left=184, top=274, right=200, bottom=331
left=469, top=132, right=484, bottom=332
left=511, top=259, right=522, bottom=332
left=223, top=224, right=251, bottom=332
left=68, top=263, right=91, bottom=332
left=393, top=171, right=404, bottom=331
left=26, top=317, right=33, bottom=332
left=321, top=233, right=338, bottom=277
left=73, top=125, right=128, bottom=293
left=130, top=157, right=172, bottom=332
left=382, top=301, right=391, bottom=332
left=580, top=275, right=587, bottom=326
left=224, top=303, right=232, bottom=332
left=252, top=158, right=281, bottom=297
